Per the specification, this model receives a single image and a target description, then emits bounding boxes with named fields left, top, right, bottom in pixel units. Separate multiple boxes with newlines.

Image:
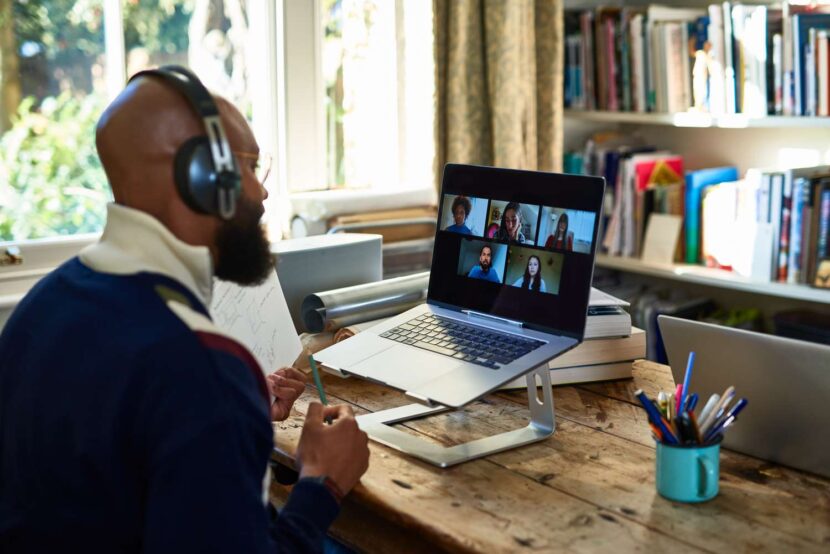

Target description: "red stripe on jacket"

left=196, top=332, right=269, bottom=406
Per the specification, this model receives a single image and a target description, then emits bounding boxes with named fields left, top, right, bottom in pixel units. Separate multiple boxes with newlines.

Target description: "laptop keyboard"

left=379, top=314, right=544, bottom=369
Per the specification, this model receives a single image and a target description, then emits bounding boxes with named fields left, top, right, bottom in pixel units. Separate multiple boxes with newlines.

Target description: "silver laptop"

left=659, top=315, right=830, bottom=478
left=315, top=164, right=606, bottom=408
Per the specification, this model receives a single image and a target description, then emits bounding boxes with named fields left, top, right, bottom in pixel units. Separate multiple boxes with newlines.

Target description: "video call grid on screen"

left=429, top=164, right=605, bottom=338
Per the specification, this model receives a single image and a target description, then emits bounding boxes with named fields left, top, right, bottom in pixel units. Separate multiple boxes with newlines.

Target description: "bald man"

left=0, top=69, right=369, bottom=553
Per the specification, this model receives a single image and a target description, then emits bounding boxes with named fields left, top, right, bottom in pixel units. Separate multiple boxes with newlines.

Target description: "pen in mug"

left=649, top=423, right=664, bottom=442
left=698, top=393, right=720, bottom=424
left=704, top=415, right=736, bottom=443
left=685, top=392, right=699, bottom=413
left=675, top=383, right=683, bottom=414
left=687, top=411, right=704, bottom=444
left=657, top=391, right=669, bottom=419
left=667, top=392, right=674, bottom=422
left=708, top=398, right=748, bottom=436
left=680, top=351, right=695, bottom=413
left=700, top=386, right=735, bottom=435
left=635, top=390, right=678, bottom=444
left=308, top=355, right=334, bottom=425
left=673, top=414, right=689, bottom=443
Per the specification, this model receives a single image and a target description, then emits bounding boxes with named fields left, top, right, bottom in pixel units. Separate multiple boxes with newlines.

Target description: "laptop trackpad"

left=350, top=345, right=462, bottom=391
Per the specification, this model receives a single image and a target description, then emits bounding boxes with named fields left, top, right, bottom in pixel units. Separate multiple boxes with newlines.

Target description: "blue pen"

left=684, top=392, right=699, bottom=413
left=704, top=415, right=735, bottom=443
left=724, top=397, right=748, bottom=419
left=635, top=389, right=679, bottom=444
left=708, top=398, right=748, bottom=434
left=680, top=351, right=695, bottom=413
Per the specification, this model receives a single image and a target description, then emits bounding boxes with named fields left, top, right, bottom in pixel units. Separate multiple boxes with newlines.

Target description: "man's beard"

left=214, top=196, right=275, bottom=285
left=480, top=260, right=491, bottom=272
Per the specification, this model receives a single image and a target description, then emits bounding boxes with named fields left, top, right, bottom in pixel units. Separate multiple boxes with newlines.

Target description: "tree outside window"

left=0, top=0, right=251, bottom=242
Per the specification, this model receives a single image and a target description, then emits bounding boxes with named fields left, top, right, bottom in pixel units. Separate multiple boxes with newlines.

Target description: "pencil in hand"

left=308, top=355, right=333, bottom=424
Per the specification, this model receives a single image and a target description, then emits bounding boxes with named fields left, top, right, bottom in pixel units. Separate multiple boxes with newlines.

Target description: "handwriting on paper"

left=211, top=270, right=303, bottom=374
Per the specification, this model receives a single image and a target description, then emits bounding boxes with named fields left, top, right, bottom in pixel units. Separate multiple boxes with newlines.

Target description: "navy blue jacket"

left=0, top=258, right=338, bottom=553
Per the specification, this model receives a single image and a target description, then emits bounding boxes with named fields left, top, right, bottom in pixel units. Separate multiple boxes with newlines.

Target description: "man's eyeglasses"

left=233, top=151, right=272, bottom=184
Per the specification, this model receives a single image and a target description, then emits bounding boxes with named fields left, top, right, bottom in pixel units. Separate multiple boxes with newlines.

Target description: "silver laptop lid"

left=429, top=164, right=605, bottom=340
left=658, top=315, right=830, bottom=478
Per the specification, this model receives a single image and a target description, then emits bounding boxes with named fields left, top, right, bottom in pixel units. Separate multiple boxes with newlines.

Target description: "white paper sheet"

left=211, top=270, right=303, bottom=374
left=641, top=213, right=683, bottom=264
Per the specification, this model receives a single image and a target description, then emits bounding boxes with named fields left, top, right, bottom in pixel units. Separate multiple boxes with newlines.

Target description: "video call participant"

left=0, top=68, right=369, bottom=553
left=511, top=255, right=547, bottom=292
left=544, top=212, right=573, bottom=251
left=493, top=201, right=528, bottom=244
left=446, top=195, right=473, bottom=235
left=468, top=244, right=501, bottom=283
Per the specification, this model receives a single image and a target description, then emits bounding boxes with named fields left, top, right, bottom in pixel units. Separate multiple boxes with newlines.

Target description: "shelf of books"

left=564, top=2, right=830, bottom=307
left=565, top=109, right=830, bottom=128
left=564, top=3, right=830, bottom=119
left=596, top=254, right=830, bottom=303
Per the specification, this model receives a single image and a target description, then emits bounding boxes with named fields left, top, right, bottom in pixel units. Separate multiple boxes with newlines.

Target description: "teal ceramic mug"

left=655, top=440, right=720, bottom=502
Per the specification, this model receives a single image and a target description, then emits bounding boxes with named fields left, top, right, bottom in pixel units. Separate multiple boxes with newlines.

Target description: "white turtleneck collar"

left=79, top=203, right=214, bottom=306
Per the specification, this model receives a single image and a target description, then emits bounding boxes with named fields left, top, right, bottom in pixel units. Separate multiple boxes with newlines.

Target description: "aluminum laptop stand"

left=355, top=364, right=556, bottom=468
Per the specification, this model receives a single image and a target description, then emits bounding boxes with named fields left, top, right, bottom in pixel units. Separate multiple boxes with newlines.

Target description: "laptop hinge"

left=462, top=310, right=523, bottom=328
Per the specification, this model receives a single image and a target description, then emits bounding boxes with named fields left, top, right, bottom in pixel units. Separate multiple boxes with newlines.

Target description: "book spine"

left=773, top=33, right=783, bottom=114
left=817, top=188, right=830, bottom=261
left=631, top=14, right=646, bottom=113
left=782, top=3, right=794, bottom=115
left=754, top=6, right=768, bottom=116
left=581, top=12, right=596, bottom=110
left=778, top=174, right=793, bottom=282
left=806, top=28, right=817, bottom=116
left=708, top=5, right=726, bottom=115
left=769, top=173, right=784, bottom=279
left=644, top=15, right=653, bottom=111
left=723, top=2, right=737, bottom=113
left=621, top=15, right=632, bottom=112
left=788, top=178, right=808, bottom=284
left=793, top=15, right=802, bottom=115
left=607, top=17, right=619, bottom=111
left=819, top=30, right=829, bottom=117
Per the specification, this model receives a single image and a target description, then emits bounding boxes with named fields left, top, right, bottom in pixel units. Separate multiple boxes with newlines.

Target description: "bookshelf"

left=564, top=0, right=830, bottom=327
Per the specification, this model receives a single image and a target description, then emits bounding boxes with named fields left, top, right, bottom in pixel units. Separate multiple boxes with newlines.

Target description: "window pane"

left=124, top=0, right=252, bottom=117
left=0, top=0, right=110, bottom=242
left=321, top=0, right=434, bottom=191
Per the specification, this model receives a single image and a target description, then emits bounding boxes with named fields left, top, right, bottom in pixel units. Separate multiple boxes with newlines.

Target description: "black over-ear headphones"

left=128, top=65, right=240, bottom=220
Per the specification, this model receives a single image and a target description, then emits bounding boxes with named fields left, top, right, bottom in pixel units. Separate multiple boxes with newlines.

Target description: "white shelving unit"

left=566, top=110, right=830, bottom=129
left=596, top=255, right=830, bottom=305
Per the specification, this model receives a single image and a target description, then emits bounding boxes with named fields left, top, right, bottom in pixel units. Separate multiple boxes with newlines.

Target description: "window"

left=0, top=0, right=110, bottom=242
left=0, top=0, right=434, bottom=256
left=286, top=0, right=434, bottom=193
left=0, top=0, right=267, bottom=244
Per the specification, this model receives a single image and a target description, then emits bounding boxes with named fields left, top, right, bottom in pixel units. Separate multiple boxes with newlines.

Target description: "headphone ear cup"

left=174, top=136, right=217, bottom=216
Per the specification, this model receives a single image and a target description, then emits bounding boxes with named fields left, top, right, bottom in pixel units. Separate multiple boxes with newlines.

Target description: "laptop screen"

left=428, top=164, right=605, bottom=338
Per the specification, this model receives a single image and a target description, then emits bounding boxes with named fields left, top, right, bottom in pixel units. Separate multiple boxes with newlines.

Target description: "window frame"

left=0, top=0, right=284, bottom=291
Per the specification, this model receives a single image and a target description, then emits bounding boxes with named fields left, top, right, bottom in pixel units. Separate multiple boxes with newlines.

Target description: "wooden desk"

left=270, top=360, right=830, bottom=553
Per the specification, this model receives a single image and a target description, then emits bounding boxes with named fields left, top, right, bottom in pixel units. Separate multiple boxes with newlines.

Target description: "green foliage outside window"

left=1, top=0, right=195, bottom=241
left=0, top=92, right=110, bottom=241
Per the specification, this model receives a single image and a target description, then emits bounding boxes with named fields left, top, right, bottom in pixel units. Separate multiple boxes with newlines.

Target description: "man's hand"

left=267, top=367, right=307, bottom=421
left=296, top=403, right=370, bottom=496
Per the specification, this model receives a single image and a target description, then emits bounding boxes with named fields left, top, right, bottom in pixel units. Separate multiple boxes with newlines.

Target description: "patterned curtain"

left=434, top=0, right=563, bottom=189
